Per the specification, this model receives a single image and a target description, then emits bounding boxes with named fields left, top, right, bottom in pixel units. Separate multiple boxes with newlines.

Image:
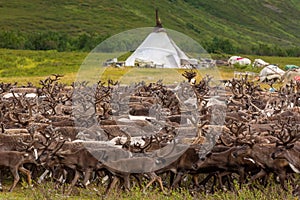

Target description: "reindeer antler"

left=272, top=118, right=300, bottom=146
left=182, top=70, right=197, bottom=83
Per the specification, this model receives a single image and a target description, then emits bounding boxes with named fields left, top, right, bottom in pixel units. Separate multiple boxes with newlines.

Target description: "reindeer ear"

left=231, top=152, right=237, bottom=158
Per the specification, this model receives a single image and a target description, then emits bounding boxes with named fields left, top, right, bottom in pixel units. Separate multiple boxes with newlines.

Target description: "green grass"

left=0, top=49, right=86, bottom=77
left=0, top=0, right=299, bottom=50
left=0, top=180, right=297, bottom=200
left=0, top=49, right=86, bottom=85
left=1, top=49, right=300, bottom=86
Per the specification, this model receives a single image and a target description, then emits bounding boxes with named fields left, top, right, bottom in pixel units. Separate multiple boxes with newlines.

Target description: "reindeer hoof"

left=221, top=185, right=227, bottom=192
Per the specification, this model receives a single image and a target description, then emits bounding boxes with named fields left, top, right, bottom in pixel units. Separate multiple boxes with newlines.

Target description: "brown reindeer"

left=0, top=150, right=37, bottom=191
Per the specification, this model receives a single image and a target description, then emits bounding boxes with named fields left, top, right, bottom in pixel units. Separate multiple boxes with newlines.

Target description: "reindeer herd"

left=0, top=73, right=300, bottom=197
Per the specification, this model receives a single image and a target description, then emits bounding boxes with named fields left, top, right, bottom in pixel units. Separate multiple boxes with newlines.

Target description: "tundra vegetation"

left=0, top=1, right=300, bottom=56
left=0, top=69, right=300, bottom=199
left=1, top=49, right=300, bottom=85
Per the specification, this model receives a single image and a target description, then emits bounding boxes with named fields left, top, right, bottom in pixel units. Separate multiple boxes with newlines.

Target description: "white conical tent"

left=125, top=27, right=194, bottom=68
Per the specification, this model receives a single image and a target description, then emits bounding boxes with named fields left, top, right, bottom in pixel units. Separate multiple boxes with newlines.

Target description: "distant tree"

left=0, top=31, right=26, bottom=49
left=206, top=36, right=236, bottom=54
left=273, top=45, right=287, bottom=57
left=76, top=33, right=90, bottom=50
left=75, top=33, right=108, bottom=51
left=250, top=43, right=290, bottom=57
left=0, top=29, right=299, bottom=57
left=25, top=32, right=61, bottom=50
left=286, top=47, right=300, bottom=57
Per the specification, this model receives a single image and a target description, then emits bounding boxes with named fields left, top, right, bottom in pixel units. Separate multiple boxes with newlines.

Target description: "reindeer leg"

left=261, top=171, right=270, bottom=187
left=143, top=172, right=158, bottom=193
left=155, top=174, right=166, bottom=194
left=250, top=169, right=267, bottom=190
left=198, top=173, right=214, bottom=190
left=238, top=167, right=245, bottom=189
left=0, top=171, right=2, bottom=192
left=19, top=166, right=32, bottom=187
left=66, top=170, right=80, bottom=195
left=132, top=174, right=143, bottom=188
left=82, top=168, right=92, bottom=188
left=288, top=173, right=296, bottom=189
left=53, top=167, right=65, bottom=189
left=192, top=174, right=199, bottom=188
left=9, top=167, right=20, bottom=192
left=278, top=171, right=288, bottom=191
left=225, top=175, right=234, bottom=191
left=169, top=171, right=175, bottom=189
left=105, top=176, right=119, bottom=196
left=38, top=169, right=50, bottom=184
left=210, top=174, right=217, bottom=193
left=217, top=172, right=226, bottom=191
left=223, top=173, right=236, bottom=193
left=171, top=171, right=185, bottom=189
left=122, top=174, right=131, bottom=192
left=144, top=172, right=166, bottom=194
left=219, top=171, right=233, bottom=191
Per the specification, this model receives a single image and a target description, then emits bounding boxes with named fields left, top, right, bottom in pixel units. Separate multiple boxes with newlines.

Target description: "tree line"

left=0, top=30, right=299, bottom=57
left=0, top=31, right=108, bottom=52
left=203, top=37, right=300, bottom=57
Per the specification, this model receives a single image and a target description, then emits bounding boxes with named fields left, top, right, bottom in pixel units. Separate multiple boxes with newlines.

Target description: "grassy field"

left=0, top=179, right=297, bottom=200
left=0, top=0, right=299, bottom=50
left=1, top=49, right=300, bottom=86
left=0, top=49, right=86, bottom=85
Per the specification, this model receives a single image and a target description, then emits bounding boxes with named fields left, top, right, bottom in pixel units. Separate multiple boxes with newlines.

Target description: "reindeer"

left=0, top=142, right=38, bottom=192
left=271, top=124, right=300, bottom=180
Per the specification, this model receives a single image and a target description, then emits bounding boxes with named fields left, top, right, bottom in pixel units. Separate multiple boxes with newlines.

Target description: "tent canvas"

left=125, top=27, right=194, bottom=68
left=285, top=65, right=299, bottom=70
left=259, top=65, right=285, bottom=82
left=125, top=10, right=196, bottom=68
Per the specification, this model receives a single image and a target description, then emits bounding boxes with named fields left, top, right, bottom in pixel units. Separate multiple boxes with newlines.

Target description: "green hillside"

left=0, top=0, right=299, bottom=54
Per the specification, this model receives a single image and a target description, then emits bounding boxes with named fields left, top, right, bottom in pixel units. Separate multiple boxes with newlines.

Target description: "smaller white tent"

left=259, top=65, right=285, bottom=82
